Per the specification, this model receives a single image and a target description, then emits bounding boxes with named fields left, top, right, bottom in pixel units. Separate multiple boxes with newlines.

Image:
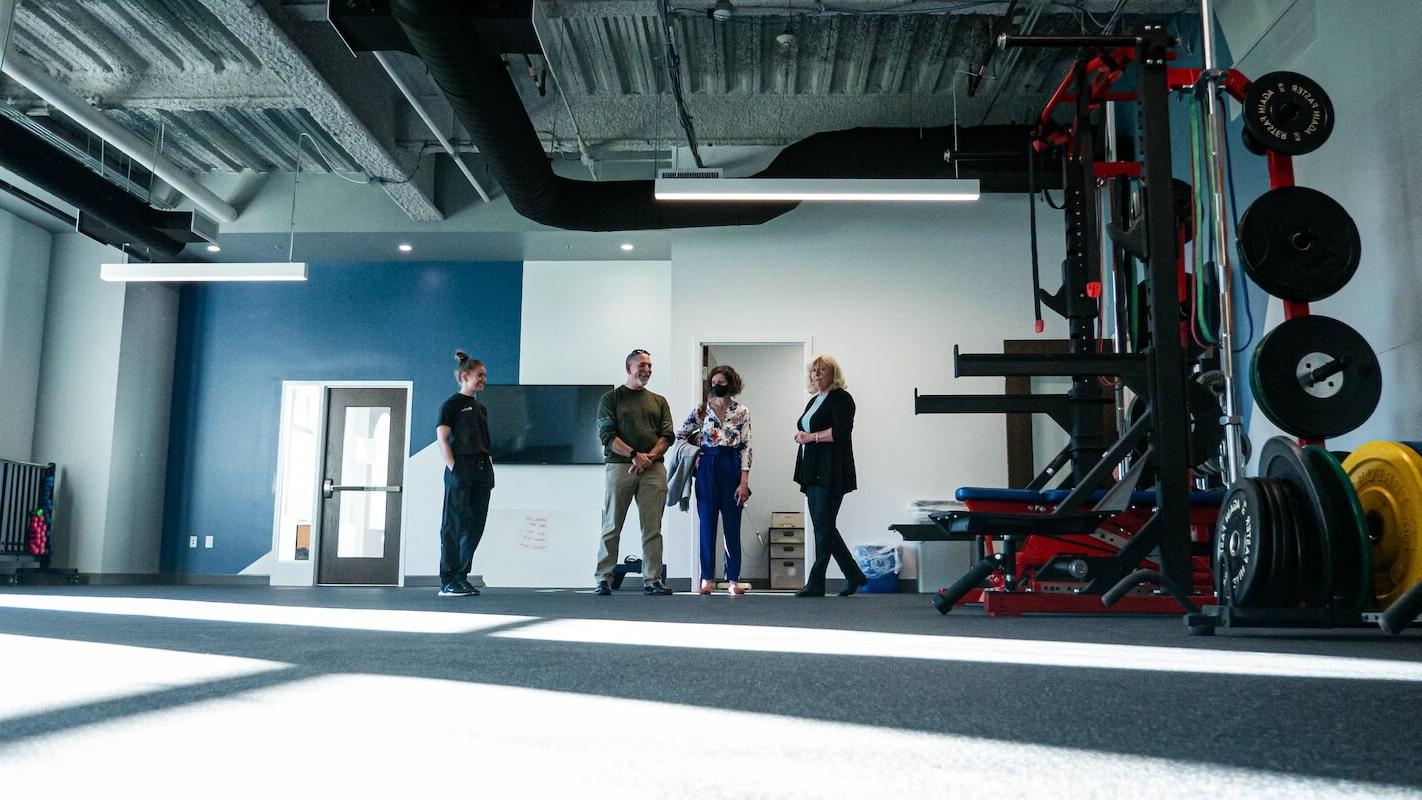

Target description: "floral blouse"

left=678, top=400, right=753, bottom=470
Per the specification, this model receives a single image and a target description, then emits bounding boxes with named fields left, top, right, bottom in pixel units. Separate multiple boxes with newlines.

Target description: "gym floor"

left=2, top=585, right=1421, bottom=797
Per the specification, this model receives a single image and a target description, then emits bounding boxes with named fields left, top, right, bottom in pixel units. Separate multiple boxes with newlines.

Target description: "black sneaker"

left=643, top=581, right=673, bottom=596
left=458, top=579, right=481, bottom=596
left=593, top=580, right=612, bottom=596
left=438, top=581, right=472, bottom=597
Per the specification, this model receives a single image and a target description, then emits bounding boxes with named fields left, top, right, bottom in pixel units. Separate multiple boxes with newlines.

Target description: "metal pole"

left=374, top=51, right=491, bottom=203
left=1103, top=101, right=1129, bottom=446
left=1201, top=0, right=1246, bottom=481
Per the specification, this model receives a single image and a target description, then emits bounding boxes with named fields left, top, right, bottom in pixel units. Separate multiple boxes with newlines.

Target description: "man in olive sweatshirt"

left=593, top=349, right=675, bottom=596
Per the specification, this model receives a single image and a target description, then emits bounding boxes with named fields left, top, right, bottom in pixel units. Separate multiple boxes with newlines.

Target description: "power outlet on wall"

left=204, top=536, right=214, bottom=549
left=189, top=536, right=198, bottom=548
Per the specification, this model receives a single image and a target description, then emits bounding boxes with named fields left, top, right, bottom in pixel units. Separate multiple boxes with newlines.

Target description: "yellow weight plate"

left=1343, top=442, right=1422, bottom=607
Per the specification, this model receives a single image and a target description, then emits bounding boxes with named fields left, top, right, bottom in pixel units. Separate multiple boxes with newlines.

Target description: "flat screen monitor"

left=478, top=384, right=613, bottom=465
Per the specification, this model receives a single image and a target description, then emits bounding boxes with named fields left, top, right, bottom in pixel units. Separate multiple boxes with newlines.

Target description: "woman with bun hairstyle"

left=435, top=350, right=495, bottom=597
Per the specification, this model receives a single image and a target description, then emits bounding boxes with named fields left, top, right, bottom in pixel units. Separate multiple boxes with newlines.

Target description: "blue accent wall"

left=161, top=260, right=522, bottom=574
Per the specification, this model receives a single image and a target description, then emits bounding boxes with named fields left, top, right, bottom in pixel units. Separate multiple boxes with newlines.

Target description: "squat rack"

left=911, top=25, right=1200, bottom=606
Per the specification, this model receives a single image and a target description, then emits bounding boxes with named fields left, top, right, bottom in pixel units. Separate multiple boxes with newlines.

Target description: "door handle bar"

left=323, top=479, right=402, bottom=498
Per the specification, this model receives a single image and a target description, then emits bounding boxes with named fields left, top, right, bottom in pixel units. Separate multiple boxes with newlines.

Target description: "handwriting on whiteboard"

left=519, top=516, right=548, bottom=550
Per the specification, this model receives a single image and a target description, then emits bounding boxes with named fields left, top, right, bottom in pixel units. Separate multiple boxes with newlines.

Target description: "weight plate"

left=1217, top=478, right=1270, bottom=606
left=1241, top=126, right=1268, bottom=157
left=1304, top=445, right=1372, bottom=609
left=1275, top=478, right=1310, bottom=608
left=1126, top=376, right=1225, bottom=468
left=1250, top=316, right=1382, bottom=439
left=1256, top=476, right=1291, bottom=607
left=1261, top=436, right=1335, bottom=606
left=1242, top=71, right=1335, bottom=156
left=1238, top=186, right=1361, bottom=302
left=1343, top=442, right=1422, bottom=607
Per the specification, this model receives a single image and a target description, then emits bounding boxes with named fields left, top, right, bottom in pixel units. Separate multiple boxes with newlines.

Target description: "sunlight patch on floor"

left=0, top=671, right=1410, bottom=798
left=0, top=634, right=287, bottom=722
left=0, top=594, right=534, bottom=634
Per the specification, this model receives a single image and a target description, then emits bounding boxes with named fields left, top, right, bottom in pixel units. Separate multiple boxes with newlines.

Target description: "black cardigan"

left=793, top=388, right=856, bottom=494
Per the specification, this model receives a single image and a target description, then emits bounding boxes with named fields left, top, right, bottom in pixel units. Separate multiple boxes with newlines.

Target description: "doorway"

left=696, top=342, right=809, bottom=586
left=316, top=387, right=408, bottom=585
left=270, top=382, right=412, bottom=587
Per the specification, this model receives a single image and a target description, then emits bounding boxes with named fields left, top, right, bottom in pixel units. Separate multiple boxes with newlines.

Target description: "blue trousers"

left=695, top=447, right=744, bottom=581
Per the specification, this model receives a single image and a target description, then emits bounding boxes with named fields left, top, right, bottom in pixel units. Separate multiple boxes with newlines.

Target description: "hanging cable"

left=655, top=0, right=705, bottom=168
left=1027, top=141, right=1045, bottom=332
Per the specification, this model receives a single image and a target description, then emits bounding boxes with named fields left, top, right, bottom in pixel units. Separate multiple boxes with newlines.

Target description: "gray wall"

left=32, top=234, right=176, bottom=575
left=105, top=282, right=178, bottom=573
left=0, top=209, right=53, bottom=462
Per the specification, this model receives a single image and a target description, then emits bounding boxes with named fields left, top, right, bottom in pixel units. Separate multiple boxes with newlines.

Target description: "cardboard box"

left=770, top=511, right=804, bottom=529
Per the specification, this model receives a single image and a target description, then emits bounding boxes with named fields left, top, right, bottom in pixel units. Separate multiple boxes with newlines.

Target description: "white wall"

left=669, top=197, right=1068, bottom=582
left=0, top=209, right=53, bottom=462
left=1232, top=0, right=1422, bottom=449
left=32, top=234, right=177, bottom=575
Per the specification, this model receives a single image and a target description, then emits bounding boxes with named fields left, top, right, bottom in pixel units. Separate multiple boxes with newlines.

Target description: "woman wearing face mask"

left=792, top=354, right=868, bottom=597
left=678, top=365, right=753, bottom=595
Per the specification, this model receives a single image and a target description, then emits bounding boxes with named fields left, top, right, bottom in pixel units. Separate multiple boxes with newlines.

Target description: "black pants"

left=804, top=484, right=866, bottom=591
left=439, top=462, right=493, bottom=584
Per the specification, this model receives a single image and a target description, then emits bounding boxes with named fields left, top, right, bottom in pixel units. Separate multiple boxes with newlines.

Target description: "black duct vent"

left=0, top=115, right=187, bottom=260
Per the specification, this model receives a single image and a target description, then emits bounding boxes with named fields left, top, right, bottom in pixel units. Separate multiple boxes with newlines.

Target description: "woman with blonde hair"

left=791, top=355, right=868, bottom=597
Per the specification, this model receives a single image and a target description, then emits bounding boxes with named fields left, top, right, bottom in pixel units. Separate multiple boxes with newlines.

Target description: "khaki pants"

left=596, top=461, right=668, bottom=585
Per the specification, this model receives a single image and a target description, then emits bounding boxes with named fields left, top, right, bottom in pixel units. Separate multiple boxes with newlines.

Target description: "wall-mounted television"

left=478, top=384, right=613, bottom=465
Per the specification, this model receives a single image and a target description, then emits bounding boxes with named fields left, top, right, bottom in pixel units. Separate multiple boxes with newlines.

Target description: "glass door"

left=317, top=387, right=407, bottom=585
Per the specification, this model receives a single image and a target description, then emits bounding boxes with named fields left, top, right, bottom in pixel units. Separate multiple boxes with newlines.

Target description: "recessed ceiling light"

left=620, top=243, right=635, bottom=251
left=398, top=243, right=413, bottom=252
left=206, top=244, right=221, bottom=253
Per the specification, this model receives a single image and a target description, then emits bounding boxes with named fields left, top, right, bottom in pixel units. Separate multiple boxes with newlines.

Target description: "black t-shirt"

left=438, top=392, right=491, bottom=458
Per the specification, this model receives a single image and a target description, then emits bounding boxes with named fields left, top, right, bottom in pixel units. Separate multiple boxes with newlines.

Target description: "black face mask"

left=710, top=383, right=730, bottom=398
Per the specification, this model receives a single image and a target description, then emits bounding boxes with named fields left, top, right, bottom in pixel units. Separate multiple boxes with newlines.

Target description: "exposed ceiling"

left=0, top=0, right=1201, bottom=233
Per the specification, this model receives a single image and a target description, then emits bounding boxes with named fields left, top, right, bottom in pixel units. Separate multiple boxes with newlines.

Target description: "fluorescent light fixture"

left=206, top=244, right=221, bottom=253
left=655, top=177, right=980, bottom=202
left=398, top=243, right=413, bottom=252
left=620, top=243, right=635, bottom=251
left=100, top=261, right=308, bottom=282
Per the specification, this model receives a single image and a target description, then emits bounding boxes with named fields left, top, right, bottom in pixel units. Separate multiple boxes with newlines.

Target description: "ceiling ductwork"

left=351, top=2, right=1069, bottom=232
left=387, top=0, right=796, bottom=232
left=0, top=115, right=189, bottom=260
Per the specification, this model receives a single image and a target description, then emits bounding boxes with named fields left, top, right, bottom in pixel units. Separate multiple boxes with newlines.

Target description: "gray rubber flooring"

left=2, top=585, right=1421, bottom=797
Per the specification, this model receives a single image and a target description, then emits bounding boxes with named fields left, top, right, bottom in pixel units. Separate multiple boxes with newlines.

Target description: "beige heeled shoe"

left=726, top=582, right=745, bottom=596
left=698, top=579, right=716, bottom=595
